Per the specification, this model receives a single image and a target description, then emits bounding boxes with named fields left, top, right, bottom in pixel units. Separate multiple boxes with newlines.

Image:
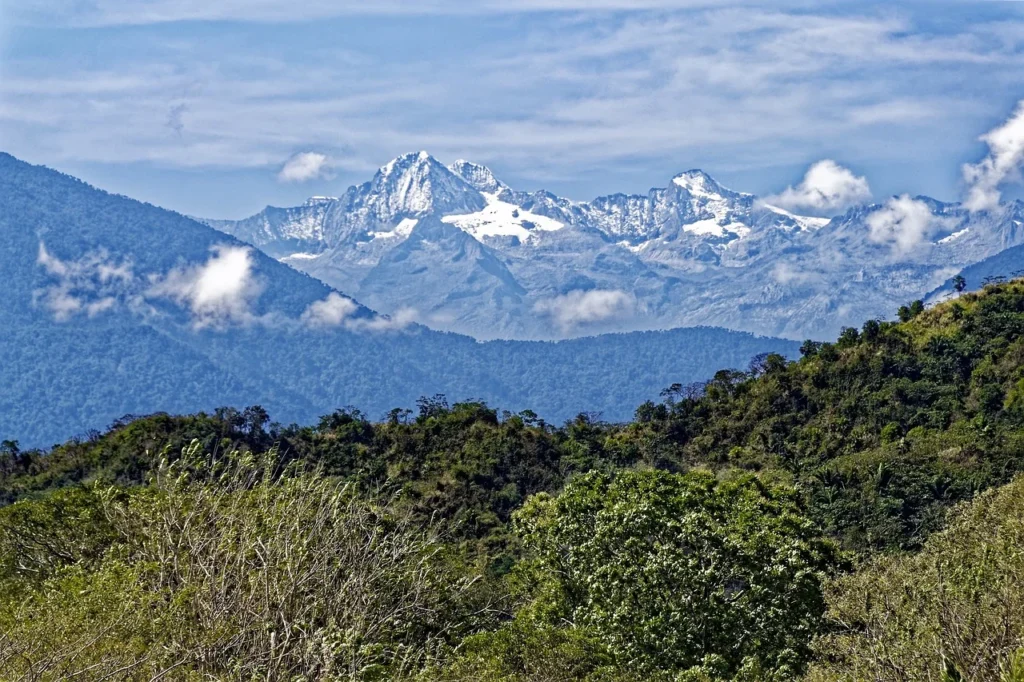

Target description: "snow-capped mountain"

left=208, top=153, right=1024, bottom=341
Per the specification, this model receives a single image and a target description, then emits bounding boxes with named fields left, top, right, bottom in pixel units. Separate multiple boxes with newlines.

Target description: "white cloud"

left=962, top=100, right=1024, bottom=212
left=148, top=245, right=263, bottom=327
left=534, top=289, right=634, bottom=332
left=764, top=160, right=871, bottom=214
left=34, top=243, right=137, bottom=321
left=278, top=151, right=333, bottom=183
left=301, top=293, right=418, bottom=332
left=35, top=242, right=414, bottom=334
left=301, top=292, right=358, bottom=327
left=866, top=194, right=950, bottom=255
left=351, top=307, right=418, bottom=332
left=35, top=241, right=413, bottom=332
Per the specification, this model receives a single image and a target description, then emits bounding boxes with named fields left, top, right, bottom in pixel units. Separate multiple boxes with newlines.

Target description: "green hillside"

left=4, top=282, right=1024, bottom=680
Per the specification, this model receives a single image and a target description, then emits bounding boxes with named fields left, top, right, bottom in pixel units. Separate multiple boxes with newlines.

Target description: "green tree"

left=507, top=470, right=841, bottom=679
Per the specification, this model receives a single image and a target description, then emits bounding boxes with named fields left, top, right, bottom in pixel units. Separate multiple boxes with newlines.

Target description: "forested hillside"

left=4, top=282, right=1024, bottom=680
left=0, top=153, right=797, bottom=446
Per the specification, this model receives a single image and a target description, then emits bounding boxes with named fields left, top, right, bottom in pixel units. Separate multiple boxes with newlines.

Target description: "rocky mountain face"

left=209, top=153, right=1024, bottom=341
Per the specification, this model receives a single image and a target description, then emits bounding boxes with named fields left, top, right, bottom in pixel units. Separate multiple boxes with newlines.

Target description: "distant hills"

left=0, top=153, right=797, bottom=446
left=208, top=151, right=1024, bottom=342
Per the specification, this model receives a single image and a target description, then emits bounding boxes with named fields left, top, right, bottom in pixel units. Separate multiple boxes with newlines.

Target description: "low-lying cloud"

left=764, top=160, right=871, bottom=215
left=866, top=195, right=951, bottom=255
left=278, top=151, right=333, bottom=183
left=37, top=242, right=420, bottom=334
left=963, top=100, right=1024, bottom=212
left=534, top=289, right=634, bottom=332
left=35, top=243, right=137, bottom=321
left=148, top=245, right=264, bottom=328
left=301, top=293, right=417, bottom=332
left=301, top=292, right=359, bottom=327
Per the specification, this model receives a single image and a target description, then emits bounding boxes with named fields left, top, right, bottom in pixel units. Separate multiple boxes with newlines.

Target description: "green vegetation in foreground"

left=4, top=281, right=1024, bottom=679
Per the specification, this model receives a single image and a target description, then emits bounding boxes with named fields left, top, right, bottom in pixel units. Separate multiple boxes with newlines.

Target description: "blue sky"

left=2, top=1, right=1024, bottom=218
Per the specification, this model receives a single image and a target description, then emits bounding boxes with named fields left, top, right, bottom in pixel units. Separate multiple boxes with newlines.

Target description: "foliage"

left=0, top=442, right=488, bottom=681
left=5, top=281, right=1024, bottom=678
left=808, top=474, right=1024, bottom=681
left=632, top=281, right=1024, bottom=552
left=496, top=470, right=841, bottom=679
left=428, top=620, right=629, bottom=682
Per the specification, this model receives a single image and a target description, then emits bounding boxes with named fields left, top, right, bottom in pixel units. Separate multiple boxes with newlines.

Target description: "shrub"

left=0, top=441, right=487, bottom=681
left=809, top=475, right=1024, bottom=681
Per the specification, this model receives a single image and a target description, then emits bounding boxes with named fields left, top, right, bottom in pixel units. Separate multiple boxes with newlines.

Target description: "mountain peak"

left=305, top=196, right=337, bottom=206
left=448, top=160, right=506, bottom=193
left=378, top=150, right=442, bottom=177
left=671, top=169, right=746, bottom=199
left=368, top=152, right=485, bottom=219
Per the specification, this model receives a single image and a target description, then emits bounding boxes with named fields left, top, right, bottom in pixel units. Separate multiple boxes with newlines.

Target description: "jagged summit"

left=448, top=160, right=506, bottom=193
left=207, top=152, right=1024, bottom=343
left=359, top=152, right=485, bottom=222
left=671, top=169, right=748, bottom=199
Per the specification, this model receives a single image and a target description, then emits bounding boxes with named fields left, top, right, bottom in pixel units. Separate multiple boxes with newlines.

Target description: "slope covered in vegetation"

left=3, top=281, right=1024, bottom=679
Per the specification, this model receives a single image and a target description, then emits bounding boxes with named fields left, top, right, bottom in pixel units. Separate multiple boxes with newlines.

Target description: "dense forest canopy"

left=4, top=281, right=1024, bottom=679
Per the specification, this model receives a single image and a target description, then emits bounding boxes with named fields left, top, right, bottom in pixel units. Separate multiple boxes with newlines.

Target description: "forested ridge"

left=4, top=281, right=1024, bottom=680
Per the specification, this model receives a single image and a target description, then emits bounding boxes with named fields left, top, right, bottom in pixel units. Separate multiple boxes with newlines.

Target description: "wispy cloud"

left=11, top=1, right=750, bottom=26
left=301, top=293, right=417, bottom=332
left=35, top=242, right=418, bottom=333
left=34, top=243, right=137, bottom=321
left=763, top=160, right=871, bottom=215
left=3, top=3, right=1023, bottom=207
left=866, top=195, right=953, bottom=255
left=301, top=292, right=358, bottom=327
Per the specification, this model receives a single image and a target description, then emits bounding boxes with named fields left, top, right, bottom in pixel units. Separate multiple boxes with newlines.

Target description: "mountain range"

left=209, top=152, right=1024, bottom=341
left=0, top=153, right=797, bottom=446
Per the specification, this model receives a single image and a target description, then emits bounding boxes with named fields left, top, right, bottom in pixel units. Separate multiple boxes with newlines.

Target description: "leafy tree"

left=953, top=274, right=967, bottom=293
left=506, top=469, right=842, bottom=679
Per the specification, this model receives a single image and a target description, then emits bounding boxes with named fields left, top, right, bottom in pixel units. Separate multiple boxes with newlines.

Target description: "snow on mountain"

left=208, top=153, right=1024, bottom=342
left=442, top=192, right=565, bottom=242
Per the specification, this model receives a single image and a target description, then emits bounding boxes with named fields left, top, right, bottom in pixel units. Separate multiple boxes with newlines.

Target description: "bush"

left=0, top=441, right=488, bottom=681
left=809, top=475, right=1024, bottom=681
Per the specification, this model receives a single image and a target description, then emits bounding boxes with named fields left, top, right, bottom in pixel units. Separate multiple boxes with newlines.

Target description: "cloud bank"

left=534, top=289, right=634, bottom=332
left=764, top=160, right=871, bottom=215
left=278, top=152, right=333, bottom=183
left=963, top=100, right=1024, bottom=212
